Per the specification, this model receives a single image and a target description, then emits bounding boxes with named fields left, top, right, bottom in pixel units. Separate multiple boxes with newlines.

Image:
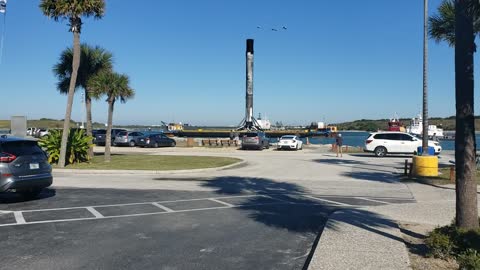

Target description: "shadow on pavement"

left=325, top=209, right=405, bottom=243
left=312, top=159, right=368, bottom=165
left=0, top=188, right=56, bottom=204
left=341, top=171, right=400, bottom=183
left=349, top=153, right=414, bottom=159
left=201, top=176, right=334, bottom=233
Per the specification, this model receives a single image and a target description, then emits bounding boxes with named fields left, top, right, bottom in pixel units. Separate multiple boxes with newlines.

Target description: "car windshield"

left=117, top=131, right=127, bottom=136
left=281, top=136, right=295, bottom=140
left=244, top=133, right=259, bottom=137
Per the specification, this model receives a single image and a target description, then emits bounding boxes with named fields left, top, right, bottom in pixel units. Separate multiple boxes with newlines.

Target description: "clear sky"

left=0, top=0, right=476, bottom=126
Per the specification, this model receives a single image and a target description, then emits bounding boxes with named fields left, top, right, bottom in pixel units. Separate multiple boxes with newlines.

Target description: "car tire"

left=154, top=142, right=159, bottom=148
left=170, top=141, right=176, bottom=147
left=265, top=143, right=270, bottom=149
left=374, top=146, right=387, bottom=157
left=129, top=140, right=136, bottom=147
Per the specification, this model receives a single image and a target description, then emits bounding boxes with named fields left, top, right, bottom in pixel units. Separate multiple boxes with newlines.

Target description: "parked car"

left=136, top=133, right=176, bottom=148
left=114, top=131, right=145, bottom=147
left=91, top=129, right=104, bottom=144
left=95, top=129, right=127, bottom=146
left=241, top=131, right=270, bottom=150
left=35, top=128, right=49, bottom=138
left=364, top=132, right=442, bottom=157
left=0, top=136, right=52, bottom=198
left=27, top=127, right=37, bottom=136
left=277, top=135, right=303, bottom=150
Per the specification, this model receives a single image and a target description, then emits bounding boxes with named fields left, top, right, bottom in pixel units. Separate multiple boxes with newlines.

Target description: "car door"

left=400, top=133, right=419, bottom=153
left=373, top=134, right=394, bottom=152
left=159, top=134, right=170, bottom=146
left=385, top=133, right=404, bottom=153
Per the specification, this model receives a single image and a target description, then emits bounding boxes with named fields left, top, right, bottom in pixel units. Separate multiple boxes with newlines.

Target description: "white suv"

left=364, top=132, right=441, bottom=157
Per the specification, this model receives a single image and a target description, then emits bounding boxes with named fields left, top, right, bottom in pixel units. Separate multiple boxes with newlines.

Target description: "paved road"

left=0, top=147, right=431, bottom=269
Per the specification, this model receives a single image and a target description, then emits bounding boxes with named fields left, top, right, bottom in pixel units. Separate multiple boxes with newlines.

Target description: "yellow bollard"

left=412, top=155, right=439, bottom=177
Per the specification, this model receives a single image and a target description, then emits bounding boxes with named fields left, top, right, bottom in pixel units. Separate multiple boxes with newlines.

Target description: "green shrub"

left=426, top=220, right=480, bottom=266
left=426, top=227, right=455, bottom=259
left=458, top=249, right=480, bottom=270
left=39, top=129, right=93, bottom=165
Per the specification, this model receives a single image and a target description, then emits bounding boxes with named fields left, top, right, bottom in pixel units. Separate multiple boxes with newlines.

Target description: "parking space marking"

left=13, top=211, right=26, bottom=224
left=151, top=203, right=174, bottom=212
left=12, top=195, right=267, bottom=214
left=208, top=198, right=234, bottom=207
left=0, top=200, right=308, bottom=227
left=86, top=207, right=104, bottom=218
left=0, top=193, right=415, bottom=227
left=354, top=197, right=390, bottom=205
left=303, top=195, right=352, bottom=206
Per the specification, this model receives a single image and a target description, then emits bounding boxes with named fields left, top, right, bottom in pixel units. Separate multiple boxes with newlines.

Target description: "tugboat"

left=387, top=114, right=406, bottom=132
left=406, top=114, right=444, bottom=139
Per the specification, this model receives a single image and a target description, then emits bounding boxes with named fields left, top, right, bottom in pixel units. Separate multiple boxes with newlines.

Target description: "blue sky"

left=0, top=0, right=474, bottom=126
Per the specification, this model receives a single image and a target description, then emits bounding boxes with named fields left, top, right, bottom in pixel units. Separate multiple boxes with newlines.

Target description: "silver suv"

left=241, top=131, right=270, bottom=150
left=0, top=136, right=52, bottom=198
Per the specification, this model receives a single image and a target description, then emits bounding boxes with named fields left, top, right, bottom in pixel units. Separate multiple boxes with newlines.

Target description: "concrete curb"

left=308, top=209, right=411, bottom=270
left=53, top=159, right=247, bottom=175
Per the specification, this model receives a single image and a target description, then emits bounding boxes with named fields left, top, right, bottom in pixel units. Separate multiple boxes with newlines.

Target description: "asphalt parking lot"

left=0, top=185, right=416, bottom=270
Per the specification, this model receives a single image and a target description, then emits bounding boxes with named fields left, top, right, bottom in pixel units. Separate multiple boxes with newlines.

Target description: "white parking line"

left=208, top=198, right=234, bottom=207
left=13, top=212, right=26, bottom=224
left=86, top=207, right=104, bottom=218
left=0, top=200, right=307, bottom=227
left=15, top=194, right=266, bottom=214
left=354, top=197, right=390, bottom=205
left=151, top=203, right=174, bottom=213
left=303, top=195, right=352, bottom=206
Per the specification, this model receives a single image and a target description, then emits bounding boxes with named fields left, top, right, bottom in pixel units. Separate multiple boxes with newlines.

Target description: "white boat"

left=406, top=114, right=444, bottom=138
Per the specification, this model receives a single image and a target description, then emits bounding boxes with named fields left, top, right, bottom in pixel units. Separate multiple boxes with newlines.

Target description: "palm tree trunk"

left=422, top=0, right=429, bottom=154
left=454, top=0, right=479, bottom=230
left=58, top=29, right=81, bottom=168
left=104, top=98, right=115, bottom=162
left=85, top=90, right=94, bottom=159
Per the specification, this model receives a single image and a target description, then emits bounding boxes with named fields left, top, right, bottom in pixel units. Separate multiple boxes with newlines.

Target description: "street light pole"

left=422, top=0, right=429, bottom=155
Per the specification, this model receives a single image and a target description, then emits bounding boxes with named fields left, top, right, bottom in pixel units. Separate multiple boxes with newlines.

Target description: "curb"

left=53, top=159, right=247, bottom=175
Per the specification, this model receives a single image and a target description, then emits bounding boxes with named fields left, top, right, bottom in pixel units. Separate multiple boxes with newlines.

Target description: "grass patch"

left=58, top=155, right=241, bottom=171
left=437, top=167, right=480, bottom=183
left=404, top=167, right=480, bottom=186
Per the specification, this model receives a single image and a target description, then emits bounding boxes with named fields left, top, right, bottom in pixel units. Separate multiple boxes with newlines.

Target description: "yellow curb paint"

left=413, top=155, right=438, bottom=177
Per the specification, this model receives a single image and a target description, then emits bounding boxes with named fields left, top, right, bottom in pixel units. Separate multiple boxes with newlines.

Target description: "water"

left=304, top=131, right=479, bottom=151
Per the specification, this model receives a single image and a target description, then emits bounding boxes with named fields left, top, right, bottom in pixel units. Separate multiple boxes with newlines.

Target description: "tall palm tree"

left=40, top=0, right=105, bottom=168
left=54, top=44, right=113, bottom=158
left=429, top=0, right=479, bottom=229
left=422, top=0, right=429, bottom=154
left=88, top=71, right=135, bottom=162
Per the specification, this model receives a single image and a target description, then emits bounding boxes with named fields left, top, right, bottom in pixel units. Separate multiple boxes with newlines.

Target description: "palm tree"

left=429, top=0, right=479, bottom=229
left=54, top=44, right=113, bottom=158
left=422, top=0, right=429, bottom=154
left=40, top=0, right=105, bottom=168
left=88, top=71, right=135, bottom=162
